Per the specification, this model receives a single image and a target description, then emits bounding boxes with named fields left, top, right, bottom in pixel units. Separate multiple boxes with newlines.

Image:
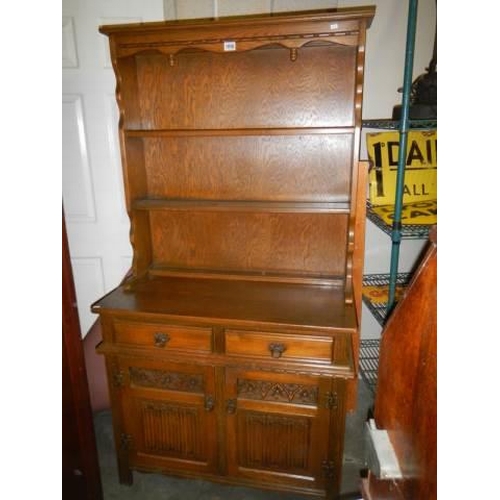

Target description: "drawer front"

left=113, top=320, right=213, bottom=353
left=224, top=329, right=333, bottom=364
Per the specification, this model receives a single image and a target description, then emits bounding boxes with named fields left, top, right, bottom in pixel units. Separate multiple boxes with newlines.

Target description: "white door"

left=62, top=0, right=164, bottom=336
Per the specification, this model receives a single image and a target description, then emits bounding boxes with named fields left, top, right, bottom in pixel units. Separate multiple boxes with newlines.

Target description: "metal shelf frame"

left=359, top=339, right=381, bottom=395
left=362, top=0, right=436, bottom=314
left=359, top=1, right=436, bottom=391
left=362, top=119, right=436, bottom=130
left=362, top=273, right=412, bottom=326
left=366, top=201, right=432, bottom=240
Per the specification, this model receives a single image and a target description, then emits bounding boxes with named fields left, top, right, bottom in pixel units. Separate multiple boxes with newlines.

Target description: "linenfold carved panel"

left=141, top=400, right=202, bottom=458
left=238, top=411, right=311, bottom=471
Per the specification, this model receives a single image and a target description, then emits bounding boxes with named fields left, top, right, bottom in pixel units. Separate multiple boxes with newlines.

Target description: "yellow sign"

left=370, top=200, right=437, bottom=226
left=367, top=130, right=437, bottom=206
left=363, top=284, right=406, bottom=305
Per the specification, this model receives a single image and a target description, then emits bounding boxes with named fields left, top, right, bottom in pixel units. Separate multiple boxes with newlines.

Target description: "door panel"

left=225, top=368, right=334, bottom=493
left=118, top=357, right=218, bottom=474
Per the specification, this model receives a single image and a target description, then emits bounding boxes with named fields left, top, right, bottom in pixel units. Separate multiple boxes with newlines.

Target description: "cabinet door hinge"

left=120, top=433, right=133, bottom=450
left=322, top=460, right=335, bottom=478
left=112, top=369, right=124, bottom=388
left=325, top=391, right=338, bottom=410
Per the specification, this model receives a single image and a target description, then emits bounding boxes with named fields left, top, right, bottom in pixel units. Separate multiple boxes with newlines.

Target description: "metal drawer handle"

left=153, top=332, right=170, bottom=348
left=268, top=342, right=287, bottom=358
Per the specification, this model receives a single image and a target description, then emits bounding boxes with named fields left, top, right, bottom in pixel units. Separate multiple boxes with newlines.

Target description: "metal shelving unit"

left=359, top=339, right=381, bottom=394
left=361, top=273, right=413, bottom=326
left=359, top=0, right=436, bottom=394
left=365, top=201, right=433, bottom=240
left=362, top=119, right=436, bottom=130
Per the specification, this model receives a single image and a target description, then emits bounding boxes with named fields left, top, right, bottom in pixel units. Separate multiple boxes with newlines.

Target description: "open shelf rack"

left=362, top=272, right=412, bottom=326
left=359, top=0, right=436, bottom=395
left=362, top=118, right=437, bottom=130
left=359, top=339, right=381, bottom=395
left=366, top=201, right=433, bottom=240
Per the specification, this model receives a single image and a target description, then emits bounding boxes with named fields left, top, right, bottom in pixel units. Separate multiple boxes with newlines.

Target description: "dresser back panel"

left=120, top=44, right=357, bottom=129
left=142, top=134, right=354, bottom=202
left=149, top=210, right=348, bottom=277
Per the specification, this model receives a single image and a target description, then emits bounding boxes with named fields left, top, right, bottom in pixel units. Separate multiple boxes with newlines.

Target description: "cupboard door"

left=225, top=368, right=341, bottom=496
left=116, top=357, right=218, bottom=475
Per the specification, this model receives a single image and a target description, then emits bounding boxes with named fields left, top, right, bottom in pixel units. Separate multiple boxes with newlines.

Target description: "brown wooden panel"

left=93, top=277, right=357, bottom=332
left=113, top=319, right=213, bottom=352
left=63, top=213, right=103, bottom=500
left=224, top=368, right=334, bottom=494
left=372, top=231, right=437, bottom=500
left=121, top=357, right=218, bottom=474
left=132, top=44, right=356, bottom=129
left=143, top=134, right=353, bottom=201
left=149, top=210, right=348, bottom=276
left=225, top=329, right=334, bottom=364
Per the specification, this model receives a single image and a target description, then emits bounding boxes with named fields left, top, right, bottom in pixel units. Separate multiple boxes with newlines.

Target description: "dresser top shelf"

left=99, top=6, right=375, bottom=35
left=92, top=277, right=357, bottom=332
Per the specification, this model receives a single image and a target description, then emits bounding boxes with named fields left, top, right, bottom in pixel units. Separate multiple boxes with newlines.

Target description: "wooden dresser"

left=93, top=7, right=374, bottom=498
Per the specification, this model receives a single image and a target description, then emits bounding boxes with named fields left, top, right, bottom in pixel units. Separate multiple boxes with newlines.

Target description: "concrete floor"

left=93, top=378, right=374, bottom=500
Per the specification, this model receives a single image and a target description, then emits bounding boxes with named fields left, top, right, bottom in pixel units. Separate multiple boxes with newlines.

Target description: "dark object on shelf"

left=393, top=11, right=436, bottom=120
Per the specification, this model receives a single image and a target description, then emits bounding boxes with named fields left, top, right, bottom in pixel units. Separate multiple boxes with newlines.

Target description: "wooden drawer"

left=224, top=329, right=334, bottom=364
left=113, top=320, right=213, bottom=353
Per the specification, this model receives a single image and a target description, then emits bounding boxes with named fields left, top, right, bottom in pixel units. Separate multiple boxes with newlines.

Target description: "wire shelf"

left=362, top=118, right=437, bottom=130
left=359, top=339, right=381, bottom=395
left=362, top=273, right=412, bottom=326
left=366, top=201, right=433, bottom=240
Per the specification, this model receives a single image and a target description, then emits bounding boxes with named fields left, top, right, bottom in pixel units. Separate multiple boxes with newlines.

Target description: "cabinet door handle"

left=226, top=399, right=237, bottom=414
left=153, top=332, right=170, bottom=348
left=204, top=395, right=215, bottom=412
left=269, top=342, right=286, bottom=358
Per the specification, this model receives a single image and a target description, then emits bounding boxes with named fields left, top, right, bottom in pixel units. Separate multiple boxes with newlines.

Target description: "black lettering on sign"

left=411, top=201, right=434, bottom=208
left=403, top=184, right=432, bottom=197
left=409, top=210, right=429, bottom=218
left=386, top=206, right=437, bottom=220
left=407, top=140, right=425, bottom=164
left=387, top=141, right=399, bottom=166
left=372, top=141, right=385, bottom=197
left=380, top=137, right=437, bottom=170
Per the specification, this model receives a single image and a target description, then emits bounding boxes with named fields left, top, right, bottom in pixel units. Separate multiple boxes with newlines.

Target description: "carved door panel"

left=117, top=357, right=218, bottom=475
left=225, top=368, right=336, bottom=495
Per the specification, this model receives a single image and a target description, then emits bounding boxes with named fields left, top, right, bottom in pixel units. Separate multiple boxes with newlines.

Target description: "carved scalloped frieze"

left=129, top=367, right=204, bottom=393
left=116, top=33, right=359, bottom=59
left=237, top=379, right=318, bottom=406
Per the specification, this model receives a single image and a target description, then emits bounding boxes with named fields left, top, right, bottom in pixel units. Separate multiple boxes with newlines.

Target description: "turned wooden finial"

left=290, top=48, right=298, bottom=62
